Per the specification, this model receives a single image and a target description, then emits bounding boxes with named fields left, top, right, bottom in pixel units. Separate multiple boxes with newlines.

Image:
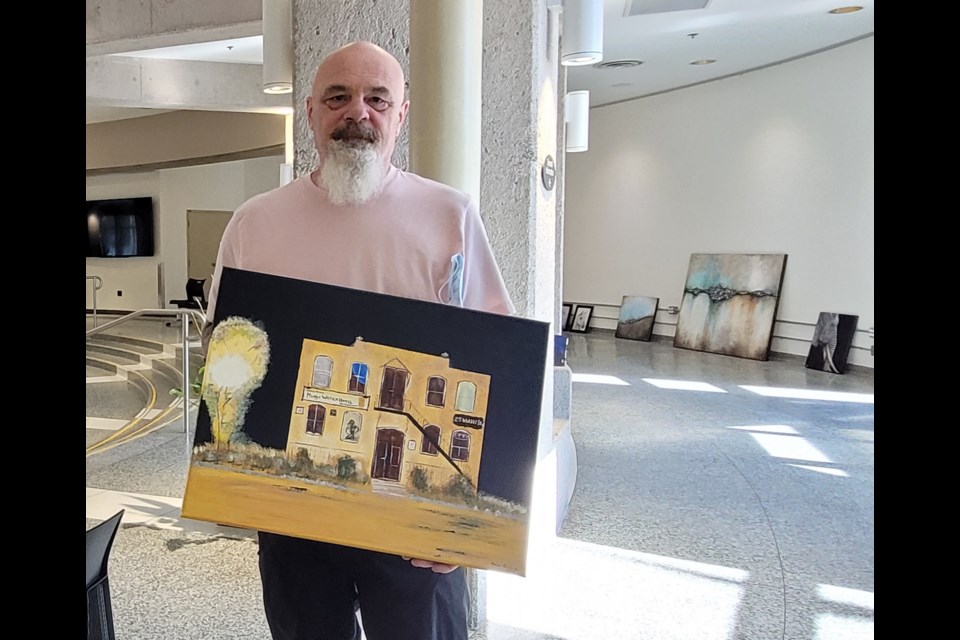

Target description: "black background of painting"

left=195, top=267, right=550, bottom=507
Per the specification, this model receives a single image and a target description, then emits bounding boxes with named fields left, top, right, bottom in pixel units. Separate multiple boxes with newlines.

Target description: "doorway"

left=186, top=210, right=232, bottom=299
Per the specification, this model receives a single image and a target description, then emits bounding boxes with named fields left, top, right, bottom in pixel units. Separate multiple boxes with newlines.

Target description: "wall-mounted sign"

left=541, top=155, right=556, bottom=191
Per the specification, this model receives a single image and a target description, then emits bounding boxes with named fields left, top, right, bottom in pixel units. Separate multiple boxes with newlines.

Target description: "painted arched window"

left=312, top=356, right=333, bottom=388
left=451, top=430, right=470, bottom=461
left=341, top=411, right=362, bottom=442
left=426, top=376, right=446, bottom=407
left=455, top=381, right=476, bottom=412
left=306, top=404, right=325, bottom=435
left=422, top=425, right=441, bottom=455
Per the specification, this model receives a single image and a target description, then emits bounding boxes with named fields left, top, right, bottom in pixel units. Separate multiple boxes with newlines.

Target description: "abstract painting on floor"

left=615, top=295, right=659, bottom=341
left=181, top=267, right=550, bottom=576
left=805, top=312, right=858, bottom=374
left=673, top=253, right=787, bottom=361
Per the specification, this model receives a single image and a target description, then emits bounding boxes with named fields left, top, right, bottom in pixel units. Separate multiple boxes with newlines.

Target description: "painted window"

left=422, top=425, right=441, bottom=455
left=451, top=430, right=470, bottom=461
left=379, top=367, right=407, bottom=410
left=341, top=412, right=362, bottom=442
left=306, top=404, right=325, bottom=435
left=349, top=362, right=368, bottom=393
left=426, top=376, right=446, bottom=407
left=455, top=381, right=477, bottom=412
left=312, top=356, right=333, bottom=388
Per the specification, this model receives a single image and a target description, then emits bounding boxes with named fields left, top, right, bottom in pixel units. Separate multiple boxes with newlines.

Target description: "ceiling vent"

left=624, top=0, right=710, bottom=17
left=593, top=59, right=644, bottom=69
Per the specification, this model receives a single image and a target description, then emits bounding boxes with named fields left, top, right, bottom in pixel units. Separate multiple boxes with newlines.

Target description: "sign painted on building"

left=453, top=414, right=485, bottom=429
left=302, top=387, right=369, bottom=409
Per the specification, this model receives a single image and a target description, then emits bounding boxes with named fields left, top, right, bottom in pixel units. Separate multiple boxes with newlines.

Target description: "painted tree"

left=201, top=317, right=271, bottom=450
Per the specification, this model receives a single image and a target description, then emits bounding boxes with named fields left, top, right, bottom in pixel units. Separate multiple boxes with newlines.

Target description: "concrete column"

left=481, top=1, right=558, bottom=326
left=292, top=0, right=410, bottom=177
left=482, top=0, right=559, bottom=460
left=408, top=0, right=482, bottom=201
left=482, top=0, right=577, bottom=586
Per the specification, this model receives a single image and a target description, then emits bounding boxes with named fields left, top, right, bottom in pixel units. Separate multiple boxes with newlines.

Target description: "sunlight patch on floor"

left=643, top=378, right=726, bottom=392
left=787, top=464, right=849, bottom=477
left=727, top=424, right=798, bottom=434
left=487, top=536, right=746, bottom=640
left=739, top=385, right=873, bottom=404
left=749, top=432, right=833, bottom=463
left=570, top=373, right=630, bottom=386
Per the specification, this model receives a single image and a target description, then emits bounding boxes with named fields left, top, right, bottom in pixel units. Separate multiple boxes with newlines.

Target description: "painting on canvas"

left=569, top=305, right=593, bottom=333
left=181, top=267, right=550, bottom=576
left=673, top=253, right=787, bottom=361
left=615, top=295, right=659, bottom=341
left=805, top=312, right=858, bottom=374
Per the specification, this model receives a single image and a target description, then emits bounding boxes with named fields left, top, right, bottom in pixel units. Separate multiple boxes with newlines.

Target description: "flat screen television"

left=86, top=197, right=155, bottom=258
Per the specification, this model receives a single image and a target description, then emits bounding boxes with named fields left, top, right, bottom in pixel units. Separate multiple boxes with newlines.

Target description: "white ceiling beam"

left=86, top=56, right=291, bottom=114
left=86, top=0, right=262, bottom=57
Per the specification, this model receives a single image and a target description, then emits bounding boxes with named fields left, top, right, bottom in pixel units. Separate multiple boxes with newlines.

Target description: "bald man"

left=204, top=42, right=513, bottom=640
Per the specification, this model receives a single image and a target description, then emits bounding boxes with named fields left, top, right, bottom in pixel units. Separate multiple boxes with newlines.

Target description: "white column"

left=408, top=0, right=483, bottom=202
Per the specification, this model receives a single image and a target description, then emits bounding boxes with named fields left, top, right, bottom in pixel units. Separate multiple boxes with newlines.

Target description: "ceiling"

left=85, top=0, right=874, bottom=123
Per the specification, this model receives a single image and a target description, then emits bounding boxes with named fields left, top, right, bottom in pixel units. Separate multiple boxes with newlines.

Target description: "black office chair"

left=169, top=277, right=208, bottom=312
left=86, top=509, right=124, bottom=640
left=169, top=277, right=209, bottom=332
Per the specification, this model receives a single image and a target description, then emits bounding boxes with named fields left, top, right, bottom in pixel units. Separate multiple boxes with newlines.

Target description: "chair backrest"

left=186, top=278, right=207, bottom=303
left=87, top=510, right=124, bottom=640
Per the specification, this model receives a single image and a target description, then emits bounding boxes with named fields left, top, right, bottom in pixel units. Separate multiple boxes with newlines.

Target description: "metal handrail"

left=86, top=308, right=207, bottom=455
left=86, top=276, right=103, bottom=327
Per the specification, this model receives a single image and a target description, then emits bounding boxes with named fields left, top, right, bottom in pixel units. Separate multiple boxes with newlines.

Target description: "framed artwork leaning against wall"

left=569, top=304, right=594, bottom=333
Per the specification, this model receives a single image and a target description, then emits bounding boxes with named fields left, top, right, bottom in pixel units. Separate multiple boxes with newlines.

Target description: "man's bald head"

left=307, top=41, right=409, bottom=169
left=313, top=42, right=406, bottom=102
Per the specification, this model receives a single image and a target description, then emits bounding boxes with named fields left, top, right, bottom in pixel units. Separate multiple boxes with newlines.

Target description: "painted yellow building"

left=287, top=337, right=491, bottom=493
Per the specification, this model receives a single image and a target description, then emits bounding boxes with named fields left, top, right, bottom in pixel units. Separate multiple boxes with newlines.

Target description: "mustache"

left=330, top=122, right=380, bottom=143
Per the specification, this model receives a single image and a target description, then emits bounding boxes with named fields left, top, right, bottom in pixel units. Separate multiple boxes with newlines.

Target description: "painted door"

left=379, top=367, right=408, bottom=410
left=187, top=209, right=233, bottom=299
left=372, top=428, right=404, bottom=480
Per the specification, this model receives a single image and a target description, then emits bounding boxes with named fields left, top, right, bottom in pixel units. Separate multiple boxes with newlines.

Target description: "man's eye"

left=368, top=97, right=390, bottom=111
left=324, top=95, right=349, bottom=107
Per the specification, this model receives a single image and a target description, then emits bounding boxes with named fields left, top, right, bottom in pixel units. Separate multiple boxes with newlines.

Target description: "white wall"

left=562, top=37, right=874, bottom=368
left=86, top=155, right=283, bottom=312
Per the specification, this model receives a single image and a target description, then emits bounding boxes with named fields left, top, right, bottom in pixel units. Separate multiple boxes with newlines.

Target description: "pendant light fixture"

left=262, top=0, right=293, bottom=94
left=561, top=0, right=603, bottom=66
left=565, top=90, right=590, bottom=153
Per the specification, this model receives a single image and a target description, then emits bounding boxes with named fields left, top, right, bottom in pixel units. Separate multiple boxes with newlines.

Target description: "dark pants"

left=258, top=532, right=470, bottom=640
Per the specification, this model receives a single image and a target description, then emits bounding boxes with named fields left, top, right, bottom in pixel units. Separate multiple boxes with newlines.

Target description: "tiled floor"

left=86, top=318, right=874, bottom=640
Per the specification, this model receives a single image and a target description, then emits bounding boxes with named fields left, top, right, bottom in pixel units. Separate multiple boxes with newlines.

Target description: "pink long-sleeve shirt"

left=206, top=165, right=514, bottom=321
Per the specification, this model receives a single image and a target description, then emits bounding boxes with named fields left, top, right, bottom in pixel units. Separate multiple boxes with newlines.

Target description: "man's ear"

left=398, top=100, right=410, bottom=127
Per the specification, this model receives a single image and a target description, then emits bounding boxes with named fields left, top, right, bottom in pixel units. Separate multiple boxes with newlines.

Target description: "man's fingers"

left=405, top=557, right=460, bottom=573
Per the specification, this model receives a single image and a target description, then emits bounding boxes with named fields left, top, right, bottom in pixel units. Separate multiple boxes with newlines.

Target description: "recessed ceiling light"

left=828, top=6, right=863, bottom=13
left=690, top=59, right=716, bottom=65
left=593, top=59, right=644, bottom=69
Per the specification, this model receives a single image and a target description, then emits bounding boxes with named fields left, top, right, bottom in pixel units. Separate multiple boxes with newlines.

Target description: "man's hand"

left=402, top=556, right=459, bottom=574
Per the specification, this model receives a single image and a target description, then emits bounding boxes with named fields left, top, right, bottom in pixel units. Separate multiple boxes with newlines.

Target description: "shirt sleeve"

left=461, top=198, right=515, bottom=316
left=203, top=212, right=242, bottom=327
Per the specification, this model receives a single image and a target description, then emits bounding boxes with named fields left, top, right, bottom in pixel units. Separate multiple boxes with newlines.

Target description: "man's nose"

left=343, top=98, right=371, bottom=122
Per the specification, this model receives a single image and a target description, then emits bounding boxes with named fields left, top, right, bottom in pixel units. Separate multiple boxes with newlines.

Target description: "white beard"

left=318, top=140, right=385, bottom=205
